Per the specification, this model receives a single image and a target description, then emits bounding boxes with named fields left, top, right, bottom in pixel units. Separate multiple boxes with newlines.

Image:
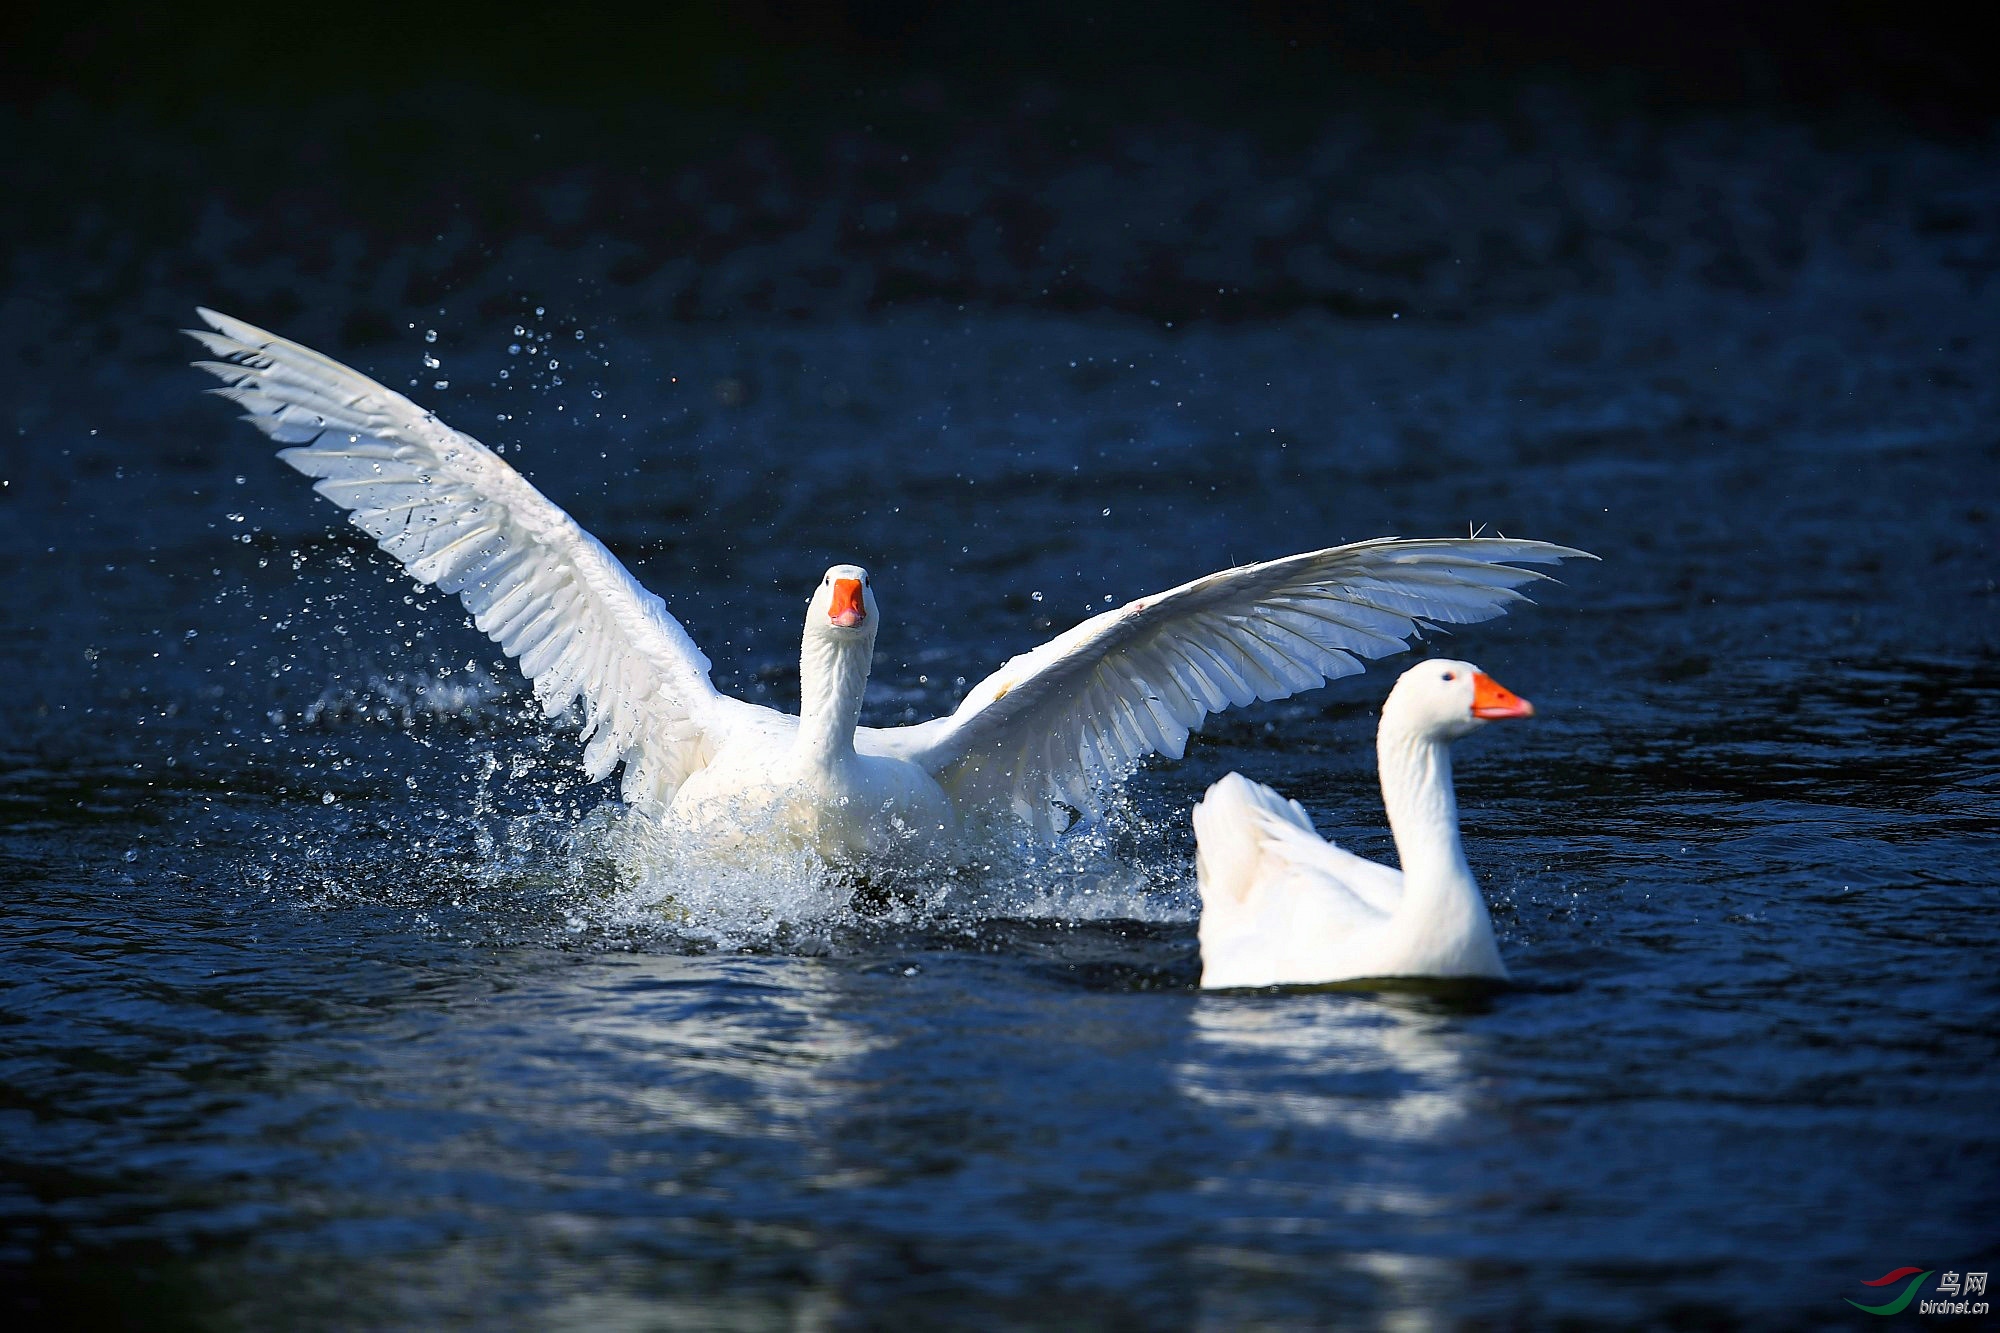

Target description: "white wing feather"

left=1243, top=801, right=1405, bottom=922
left=881, top=537, right=1591, bottom=837
left=1193, top=770, right=1401, bottom=930
left=187, top=307, right=745, bottom=810
left=1194, top=772, right=1407, bottom=988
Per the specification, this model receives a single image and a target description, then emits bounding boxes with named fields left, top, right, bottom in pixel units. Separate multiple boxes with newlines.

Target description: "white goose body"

left=1193, top=661, right=1530, bottom=988
left=666, top=568, right=955, bottom=862
left=668, top=742, right=955, bottom=863
left=189, top=309, right=1591, bottom=867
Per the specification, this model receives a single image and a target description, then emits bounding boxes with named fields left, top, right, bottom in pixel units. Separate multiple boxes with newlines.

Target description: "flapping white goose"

left=189, top=309, right=1590, bottom=863
left=1192, top=661, right=1535, bottom=988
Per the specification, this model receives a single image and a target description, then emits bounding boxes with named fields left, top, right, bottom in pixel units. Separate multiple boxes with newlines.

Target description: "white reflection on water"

left=1177, top=993, right=1480, bottom=1333
left=1176, top=993, right=1472, bottom=1143
left=534, top=951, right=882, bottom=1145
left=189, top=949, right=881, bottom=1327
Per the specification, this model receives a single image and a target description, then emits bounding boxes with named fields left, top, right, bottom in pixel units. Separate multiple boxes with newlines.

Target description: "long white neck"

left=796, top=626, right=873, bottom=765
left=1375, top=715, right=1503, bottom=977
left=1376, top=723, right=1473, bottom=898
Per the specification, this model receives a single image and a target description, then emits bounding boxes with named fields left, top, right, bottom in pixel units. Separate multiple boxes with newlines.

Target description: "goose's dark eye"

left=1441, top=671, right=1456, bottom=681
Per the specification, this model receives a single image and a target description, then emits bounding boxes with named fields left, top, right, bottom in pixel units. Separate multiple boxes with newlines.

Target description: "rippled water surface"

left=4, top=97, right=1999, bottom=1329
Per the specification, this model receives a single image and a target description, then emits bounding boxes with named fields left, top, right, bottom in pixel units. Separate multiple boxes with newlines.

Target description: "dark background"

left=4, top=0, right=1992, bottom=346
left=8, top=1, right=1991, bottom=120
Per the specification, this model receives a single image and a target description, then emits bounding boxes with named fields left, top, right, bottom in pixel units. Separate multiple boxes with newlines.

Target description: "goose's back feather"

left=1194, top=773, right=1410, bottom=988
left=1194, top=773, right=1399, bottom=927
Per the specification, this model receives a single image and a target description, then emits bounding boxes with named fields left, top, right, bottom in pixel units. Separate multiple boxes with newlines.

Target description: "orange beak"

left=829, top=577, right=866, bottom=628
left=1471, top=672, right=1534, bottom=720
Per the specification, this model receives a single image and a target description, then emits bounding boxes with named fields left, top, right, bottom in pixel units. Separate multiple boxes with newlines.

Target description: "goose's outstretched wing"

left=188, top=307, right=742, bottom=809
left=880, top=537, right=1591, bottom=838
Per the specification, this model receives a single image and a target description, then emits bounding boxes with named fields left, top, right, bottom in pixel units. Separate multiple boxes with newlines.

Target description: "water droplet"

left=322, top=791, right=336, bottom=805
left=123, top=848, right=138, bottom=862
left=424, top=329, right=438, bottom=343
left=1031, top=590, right=1043, bottom=602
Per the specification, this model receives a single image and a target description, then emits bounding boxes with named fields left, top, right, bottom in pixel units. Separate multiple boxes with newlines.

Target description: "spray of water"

left=225, top=665, right=1197, bottom=954
left=546, top=783, right=1197, bottom=954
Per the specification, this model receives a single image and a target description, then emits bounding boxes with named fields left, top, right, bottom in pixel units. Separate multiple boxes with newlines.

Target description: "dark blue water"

left=4, top=98, right=1998, bottom=1329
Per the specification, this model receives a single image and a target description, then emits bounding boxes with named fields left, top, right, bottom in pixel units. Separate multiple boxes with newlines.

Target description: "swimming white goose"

left=188, top=309, right=1590, bottom=864
left=1192, top=661, right=1532, bottom=988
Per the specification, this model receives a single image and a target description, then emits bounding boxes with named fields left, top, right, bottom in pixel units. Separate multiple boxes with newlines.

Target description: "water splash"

left=226, top=671, right=1199, bottom=955
left=544, top=792, right=1197, bottom=954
